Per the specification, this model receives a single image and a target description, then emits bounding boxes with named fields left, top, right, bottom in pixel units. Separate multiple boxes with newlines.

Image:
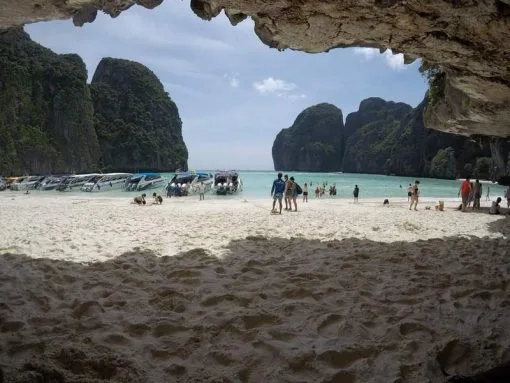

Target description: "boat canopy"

left=214, top=170, right=239, bottom=177
left=171, top=171, right=211, bottom=184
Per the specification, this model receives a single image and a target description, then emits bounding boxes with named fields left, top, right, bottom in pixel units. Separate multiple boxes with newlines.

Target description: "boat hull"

left=81, top=180, right=127, bottom=192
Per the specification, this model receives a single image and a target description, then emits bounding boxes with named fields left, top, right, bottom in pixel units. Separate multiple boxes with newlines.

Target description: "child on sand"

left=152, top=193, right=163, bottom=205
left=134, top=194, right=146, bottom=205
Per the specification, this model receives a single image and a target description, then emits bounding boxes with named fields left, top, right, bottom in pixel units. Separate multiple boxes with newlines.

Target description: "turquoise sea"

left=216, top=171, right=507, bottom=200
left=13, top=171, right=509, bottom=200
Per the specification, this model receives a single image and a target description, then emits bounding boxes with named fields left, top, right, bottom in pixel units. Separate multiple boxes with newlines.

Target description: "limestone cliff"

left=1, top=1, right=509, bottom=138
left=0, top=31, right=188, bottom=175
left=0, top=28, right=100, bottom=175
left=90, top=58, right=188, bottom=172
left=343, top=96, right=501, bottom=179
left=276, top=97, right=507, bottom=179
left=272, top=103, right=344, bottom=172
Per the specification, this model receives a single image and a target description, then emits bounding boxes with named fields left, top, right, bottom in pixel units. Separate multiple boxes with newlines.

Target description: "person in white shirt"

left=302, top=183, right=309, bottom=202
left=198, top=182, right=205, bottom=201
left=489, top=197, right=501, bottom=215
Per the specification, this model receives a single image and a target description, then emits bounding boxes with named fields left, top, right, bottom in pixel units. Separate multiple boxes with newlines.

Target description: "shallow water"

left=7, top=171, right=508, bottom=200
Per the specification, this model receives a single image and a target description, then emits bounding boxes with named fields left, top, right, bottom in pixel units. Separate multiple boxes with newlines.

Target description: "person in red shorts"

left=458, top=176, right=472, bottom=212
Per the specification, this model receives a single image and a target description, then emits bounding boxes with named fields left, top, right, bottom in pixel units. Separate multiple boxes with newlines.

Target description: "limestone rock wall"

left=1, top=1, right=509, bottom=138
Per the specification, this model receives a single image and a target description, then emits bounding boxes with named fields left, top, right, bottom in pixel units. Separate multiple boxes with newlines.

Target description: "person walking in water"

left=409, top=180, right=420, bottom=211
left=303, top=183, right=309, bottom=203
left=353, top=184, right=359, bottom=203
left=271, top=173, right=286, bottom=214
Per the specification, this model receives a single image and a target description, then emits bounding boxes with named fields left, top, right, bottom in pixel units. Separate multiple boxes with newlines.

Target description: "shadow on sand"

left=0, top=218, right=509, bottom=382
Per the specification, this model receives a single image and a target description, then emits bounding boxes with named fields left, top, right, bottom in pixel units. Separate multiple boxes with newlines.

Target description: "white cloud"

left=253, top=77, right=297, bottom=94
left=224, top=73, right=240, bottom=88
left=382, top=50, right=405, bottom=70
left=353, top=47, right=405, bottom=71
left=230, top=77, right=240, bottom=88
left=353, top=47, right=378, bottom=60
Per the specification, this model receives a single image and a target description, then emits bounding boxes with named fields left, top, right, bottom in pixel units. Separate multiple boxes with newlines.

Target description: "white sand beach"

left=0, top=193, right=509, bottom=381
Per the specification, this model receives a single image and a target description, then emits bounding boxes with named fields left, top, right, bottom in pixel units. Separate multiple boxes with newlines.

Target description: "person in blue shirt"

left=271, top=172, right=286, bottom=214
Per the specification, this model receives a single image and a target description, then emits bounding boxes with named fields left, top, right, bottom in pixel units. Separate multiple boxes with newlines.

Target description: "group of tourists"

left=133, top=192, right=163, bottom=205
left=458, top=176, right=510, bottom=214
left=270, top=173, right=301, bottom=214
left=270, top=173, right=362, bottom=214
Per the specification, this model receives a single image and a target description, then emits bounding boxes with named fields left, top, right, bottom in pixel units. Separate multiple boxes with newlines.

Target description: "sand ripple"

left=1, top=221, right=510, bottom=381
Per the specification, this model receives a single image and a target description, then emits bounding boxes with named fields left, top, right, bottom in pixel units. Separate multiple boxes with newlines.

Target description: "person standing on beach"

left=285, top=176, right=295, bottom=211
left=458, top=176, right=472, bottom=212
left=353, top=184, right=359, bottom=203
left=407, top=184, right=413, bottom=202
left=472, top=179, right=482, bottom=210
left=271, top=173, right=286, bottom=214
left=198, top=181, right=205, bottom=201
left=283, top=174, right=289, bottom=210
left=303, top=183, right=309, bottom=203
left=289, top=176, right=298, bottom=211
left=486, top=186, right=490, bottom=201
left=409, top=180, right=420, bottom=211
left=505, top=186, right=510, bottom=208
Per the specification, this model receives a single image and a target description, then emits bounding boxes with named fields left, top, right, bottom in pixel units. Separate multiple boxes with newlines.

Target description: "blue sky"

left=26, top=1, right=427, bottom=170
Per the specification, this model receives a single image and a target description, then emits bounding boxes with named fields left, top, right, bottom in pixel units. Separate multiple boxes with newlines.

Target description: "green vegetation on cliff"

left=0, top=29, right=100, bottom=175
left=272, top=103, right=344, bottom=171
left=274, top=96, right=507, bottom=178
left=90, top=58, right=188, bottom=172
left=342, top=98, right=412, bottom=174
left=342, top=95, right=500, bottom=178
left=0, top=31, right=188, bottom=175
left=429, top=147, right=456, bottom=179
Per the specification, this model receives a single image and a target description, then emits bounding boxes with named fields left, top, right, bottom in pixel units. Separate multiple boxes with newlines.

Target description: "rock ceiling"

left=1, top=0, right=509, bottom=137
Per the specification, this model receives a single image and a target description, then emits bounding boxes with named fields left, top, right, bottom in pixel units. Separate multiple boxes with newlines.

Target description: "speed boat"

left=214, top=170, right=243, bottom=195
left=56, top=173, right=100, bottom=192
left=166, top=171, right=213, bottom=196
left=81, top=173, right=132, bottom=192
left=10, top=175, right=46, bottom=191
left=124, top=173, right=164, bottom=191
left=37, top=175, right=67, bottom=191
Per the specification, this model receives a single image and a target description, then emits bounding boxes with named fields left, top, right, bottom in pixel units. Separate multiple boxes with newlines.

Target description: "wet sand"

left=0, top=194, right=509, bottom=382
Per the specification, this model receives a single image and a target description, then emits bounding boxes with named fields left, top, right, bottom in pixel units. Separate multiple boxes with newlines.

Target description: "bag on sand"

left=295, top=183, right=303, bottom=195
